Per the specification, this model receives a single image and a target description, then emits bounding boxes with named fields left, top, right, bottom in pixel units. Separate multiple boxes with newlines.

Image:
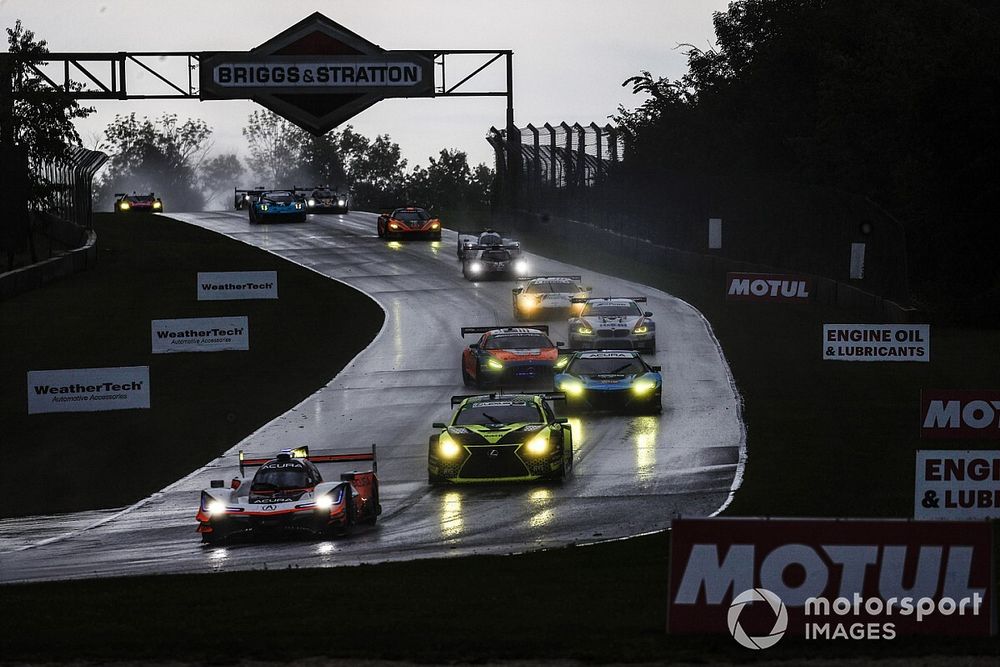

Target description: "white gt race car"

left=512, top=275, right=592, bottom=320
left=566, top=296, right=656, bottom=353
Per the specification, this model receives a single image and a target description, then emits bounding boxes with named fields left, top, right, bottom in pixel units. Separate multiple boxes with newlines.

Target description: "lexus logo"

left=262, top=505, right=277, bottom=512
left=488, top=449, right=499, bottom=458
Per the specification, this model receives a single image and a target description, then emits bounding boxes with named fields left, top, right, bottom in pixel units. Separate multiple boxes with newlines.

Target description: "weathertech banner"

left=915, top=450, right=1000, bottom=520
left=197, top=271, right=277, bottom=300
left=151, top=316, right=249, bottom=354
left=27, top=366, right=150, bottom=414
left=667, top=518, right=994, bottom=642
left=726, top=273, right=812, bottom=302
left=921, top=390, right=1000, bottom=438
left=823, top=324, right=930, bottom=361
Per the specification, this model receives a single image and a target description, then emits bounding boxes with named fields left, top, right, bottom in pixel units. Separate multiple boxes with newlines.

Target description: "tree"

left=96, top=113, right=212, bottom=210
left=200, top=153, right=244, bottom=209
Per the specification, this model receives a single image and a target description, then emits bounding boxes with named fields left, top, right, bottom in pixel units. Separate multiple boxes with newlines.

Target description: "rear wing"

left=114, top=193, right=127, bottom=197
left=468, top=243, right=519, bottom=251
left=570, top=296, right=647, bottom=304
left=450, top=392, right=566, bottom=407
left=461, top=325, right=549, bottom=336
left=238, top=444, right=377, bottom=476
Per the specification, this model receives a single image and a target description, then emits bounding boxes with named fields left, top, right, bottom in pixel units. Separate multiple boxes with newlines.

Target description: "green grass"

left=0, top=213, right=383, bottom=517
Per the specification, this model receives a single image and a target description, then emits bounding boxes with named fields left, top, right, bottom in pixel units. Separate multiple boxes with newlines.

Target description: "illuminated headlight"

left=513, top=260, right=528, bottom=275
left=632, top=378, right=658, bottom=395
left=119, top=201, right=130, bottom=210
left=554, top=356, right=569, bottom=370
left=524, top=433, right=550, bottom=455
left=242, top=194, right=249, bottom=200
left=633, top=321, right=649, bottom=334
left=486, top=357, right=504, bottom=371
left=207, top=499, right=227, bottom=516
left=558, top=378, right=585, bottom=396
left=295, top=202, right=303, bottom=209
left=389, top=222, right=400, bottom=230
left=338, top=199, right=345, bottom=206
left=315, top=494, right=334, bottom=509
left=469, top=262, right=483, bottom=274
left=152, top=201, right=162, bottom=209
left=430, top=221, right=440, bottom=229
left=260, top=204, right=269, bottom=211
left=575, top=323, right=593, bottom=335
left=438, top=433, right=462, bottom=459
left=308, top=199, right=316, bottom=207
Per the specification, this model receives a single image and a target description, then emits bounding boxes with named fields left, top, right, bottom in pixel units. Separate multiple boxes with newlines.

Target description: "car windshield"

left=569, top=357, right=646, bottom=375
left=127, top=195, right=153, bottom=202
left=480, top=233, right=502, bottom=245
left=264, top=192, right=294, bottom=203
left=583, top=302, right=642, bottom=317
left=527, top=282, right=579, bottom=294
left=455, top=402, right=542, bottom=425
left=251, top=467, right=309, bottom=490
left=484, top=334, right=552, bottom=349
left=395, top=209, right=429, bottom=221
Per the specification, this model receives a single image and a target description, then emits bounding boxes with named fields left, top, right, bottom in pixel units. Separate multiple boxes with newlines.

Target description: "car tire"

left=361, top=487, right=379, bottom=526
left=462, top=365, right=474, bottom=386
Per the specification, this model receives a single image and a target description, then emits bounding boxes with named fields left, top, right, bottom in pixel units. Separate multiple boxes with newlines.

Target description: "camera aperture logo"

left=728, top=588, right=788, bottom=650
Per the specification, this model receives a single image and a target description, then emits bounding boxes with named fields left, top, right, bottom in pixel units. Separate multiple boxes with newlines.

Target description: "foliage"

left=614, top=0, right=1000, bottom=318
left=96, top=113, right=212, bottom=210
left=201, top=152, right=244, bottom=208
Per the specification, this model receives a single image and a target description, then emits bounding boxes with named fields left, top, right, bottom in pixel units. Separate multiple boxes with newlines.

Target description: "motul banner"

left=668, top=518, right=994, bottom=641
left=915, top=450, right=1000, bottom=520
left=726, top=273, right=812, bottom=302
left=921, top=390, right=1000, bottom=439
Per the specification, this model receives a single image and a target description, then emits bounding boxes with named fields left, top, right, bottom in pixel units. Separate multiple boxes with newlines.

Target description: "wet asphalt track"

left=0, top=211, right=745, bottom=582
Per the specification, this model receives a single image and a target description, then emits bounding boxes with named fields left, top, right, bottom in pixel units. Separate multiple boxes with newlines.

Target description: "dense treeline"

left=615, top=0, right=999, bottom=320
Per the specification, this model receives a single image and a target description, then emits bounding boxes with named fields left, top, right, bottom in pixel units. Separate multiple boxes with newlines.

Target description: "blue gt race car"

left=248, top=190, right=307, bottom=224
left=554, top=349, right=662, bottom=414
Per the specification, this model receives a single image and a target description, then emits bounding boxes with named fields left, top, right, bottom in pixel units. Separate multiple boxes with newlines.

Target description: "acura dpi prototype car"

left=461, top=325, right=562, bottom=388
left=555, top=349, right=662, bottom=413
left=457, top=228, right=520, bottom=260
left=567, top=296, right=657, bottom=352
left=377, top=207, right=442, bottom=240
left=463, top=244, right=529, bottom=280
left=195, top=446, right=380, bottom=543
left=295, top=186, right=349, bottom=213
left=512, top=275, right=592, bottom=320
left=114, top=192, right=163, bottom=213
left=428, top=393, right=572, bottom=484
left=248, top=190, right=307, bottom=224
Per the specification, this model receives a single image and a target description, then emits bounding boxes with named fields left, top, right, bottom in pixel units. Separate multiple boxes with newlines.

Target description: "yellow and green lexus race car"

left=428, top=393, right=573, bottom=485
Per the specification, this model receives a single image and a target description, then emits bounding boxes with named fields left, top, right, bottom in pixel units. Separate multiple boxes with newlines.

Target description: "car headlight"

left=242, top=194, right=249, bottom=200
left=575, top=323, right=593, bottom=335
left=315, top=494, right=334, bottom=509
left=295, top=202, right=303, bottom=209
left=260, top=204, right=269, bottom=211
left=438, top=432, right=462, bottom=459
left=119, top=201, right=130, bottom=210
left=633, top=320, right=649, bottom=334
left=513, top=260, right=528, bottom=275
left=207, top=499, right=227, bottom=516
left=430, top=221, right=440, bottom=229
left=486, top=357, right=504, bottom=371
left=469, top=262, right=483, bottom=274
left=554, top=356, right=570, bottom=370
left=338, top=199, right=345, bottom=206
left=524, top=433, right=550, bottom=455
left=632, top=378, right=658, bottom=395
left=307, top=199, right=316, bottom=207
left=558, top=378, right=585, bottom=396
left=152, top=201, right=162, bottom=209
left=389, top=222, right=399, bottom=230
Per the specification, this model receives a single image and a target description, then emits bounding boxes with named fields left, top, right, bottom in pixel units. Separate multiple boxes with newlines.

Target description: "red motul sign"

left=726, top=273, right=812, bottom=302
left=921, top=390, right=1000, bottom=439
left=668, top=518, right=995, bottom=638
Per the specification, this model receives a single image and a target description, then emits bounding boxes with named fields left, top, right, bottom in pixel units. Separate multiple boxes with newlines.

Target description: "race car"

left=555, top=349, right=662, bottom=414
left=461, top=325, right=561, bottom=388
left=456, top=228, right=520, bottom=260
left=512, top=275, right=592, bottom=320
left=195, top=445, right=381, bottom=544
left=234, top=186, right=265, bottom=210
left=428, top=392, right=572, bottom=484
left=248, top=190, right=307, bottom=224
left=377, top=207, right=441, bottom=240
left=567, top=296, right=657, bottom=353
left=462, top=244, right=529, bottom=280
left=114, top=192, right=163, bottom=213
left=295, top=186, right=349, bottom=213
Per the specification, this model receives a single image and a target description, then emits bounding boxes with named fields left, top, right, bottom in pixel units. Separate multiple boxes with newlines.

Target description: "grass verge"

left=0, top=212, right=383, bottom=517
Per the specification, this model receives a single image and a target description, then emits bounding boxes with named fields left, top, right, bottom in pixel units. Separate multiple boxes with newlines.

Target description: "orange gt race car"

left=461, top=325, right=563, bottom=388
left=377, top=207, right=442, bottom=240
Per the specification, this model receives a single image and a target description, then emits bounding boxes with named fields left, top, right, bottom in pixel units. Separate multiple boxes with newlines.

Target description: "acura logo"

left=262, top=504, right=277, bottom=512
left=488, top=449, right=499, bottom=458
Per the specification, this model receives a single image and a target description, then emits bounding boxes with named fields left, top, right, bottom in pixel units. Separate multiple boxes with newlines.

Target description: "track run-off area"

left=0, top=210, right=745, bottom=582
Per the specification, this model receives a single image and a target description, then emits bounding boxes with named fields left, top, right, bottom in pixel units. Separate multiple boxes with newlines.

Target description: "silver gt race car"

left=512, top=275, right=592, bottom=320
left=195, top=446, right=380, bottom=543
left=463, top=244, right=529, bottom=280
left=457, top=228, right=520, bottom=260
left=567, top=296, right=657, bottom=353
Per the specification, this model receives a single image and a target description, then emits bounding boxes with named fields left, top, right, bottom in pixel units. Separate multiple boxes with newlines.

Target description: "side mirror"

left=469, top=343, right=479, bottom=349
left=556, top=341, right=565, bottom=347
left=651, top=366, right=662, bottom=372
left=555, top=417, right=569, bottom=424
left=210, top=479, right=224, bottom=488
left=644, top=311, right=653, bottom=317
left=432, top=422, right=447, bottom=429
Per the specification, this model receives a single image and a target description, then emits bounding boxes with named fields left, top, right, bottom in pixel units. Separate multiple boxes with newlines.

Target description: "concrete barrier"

left=0, top=227, right=97, bottom=300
